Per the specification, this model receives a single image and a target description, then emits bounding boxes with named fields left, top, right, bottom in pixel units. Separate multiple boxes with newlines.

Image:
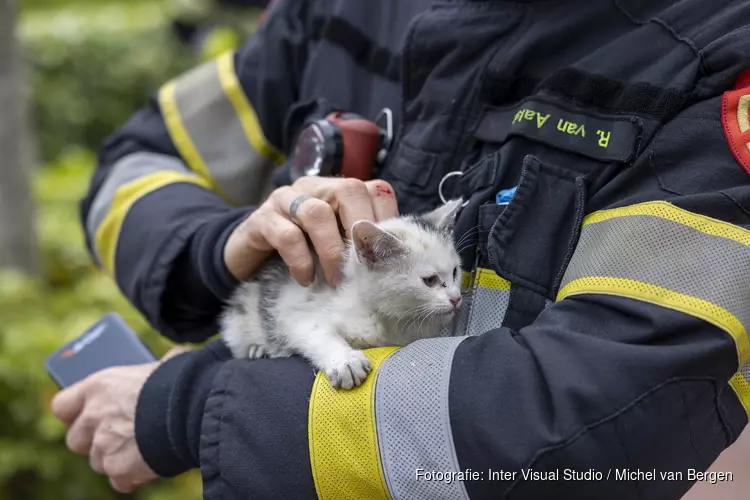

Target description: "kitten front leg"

left=284, top=319, right=372, bottom=389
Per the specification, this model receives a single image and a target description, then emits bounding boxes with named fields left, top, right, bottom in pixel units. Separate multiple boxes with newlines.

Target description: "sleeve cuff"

left=202, top=207, right=252, bottom=301
left=135, top=341, right=232, bottom=477
left=158, top=207, right=253, bottom=342
left=135, top=352, right=194, bottom=477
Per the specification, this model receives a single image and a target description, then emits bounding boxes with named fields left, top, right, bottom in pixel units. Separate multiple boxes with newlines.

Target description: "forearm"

left=134, top=340, right=318, bottom=498
left=160, top=205, right=253, bottom=341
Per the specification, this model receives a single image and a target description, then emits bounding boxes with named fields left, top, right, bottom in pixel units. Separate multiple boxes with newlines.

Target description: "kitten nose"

left=449, top=296, right=462, bottom=309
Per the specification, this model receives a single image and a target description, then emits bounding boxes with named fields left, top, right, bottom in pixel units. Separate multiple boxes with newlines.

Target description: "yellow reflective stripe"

left=308, top=347, right=398, bottom=500
left=584, top=200, right=750, bottom=247
left=460, top=271, right=472, bottom=290
left=94, top=172, right=210, bottom=276
left=729, top=371, right=750, bottom=416
left=558, top=277, right=750, bottom=366
left=216, top=52, right=285, bottom=165
left=158, top=80, right=225, bottom=197
left=475, top=267, right=511, bottom=290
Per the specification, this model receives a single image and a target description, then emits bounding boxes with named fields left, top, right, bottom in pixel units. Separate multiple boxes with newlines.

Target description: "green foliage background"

left=1, top=1, right=251, bottom=499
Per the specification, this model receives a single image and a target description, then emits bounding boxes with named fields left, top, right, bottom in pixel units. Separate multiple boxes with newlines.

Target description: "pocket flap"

left=488, top=155, right=586, bottom=298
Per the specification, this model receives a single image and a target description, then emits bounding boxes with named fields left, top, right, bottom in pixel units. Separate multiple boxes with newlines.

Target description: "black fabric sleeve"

left=160, top=207, right=253, bottom=343
left=135, top=341, right=233, bottom=477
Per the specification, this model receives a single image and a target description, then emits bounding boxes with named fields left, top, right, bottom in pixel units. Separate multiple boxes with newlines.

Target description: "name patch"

left=475, top=96, right=639, bottom=162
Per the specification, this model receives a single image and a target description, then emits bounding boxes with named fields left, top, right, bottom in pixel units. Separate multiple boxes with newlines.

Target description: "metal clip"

left=374, top=108, right=393, bottom=164
left=438, top=170, right=470, bottom=207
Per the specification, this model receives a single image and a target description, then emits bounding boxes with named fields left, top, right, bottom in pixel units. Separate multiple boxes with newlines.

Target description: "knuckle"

left=321, top=242, right=343, bottom=262
left=89, top=454, right=104, bottom=474
left=291, top=176, right=313, bottom=190
left=288, top=254, right=314, bottom=272
left=367, top=179, right=397, bottom=203
left=302, top=200, right=334, bottom=224
left=277, top=227, right=303, bottom=248
left=78, top=413, right=97, bottom=431
left=50, top=399, right=64, bottom=419
left=271, top=186, right=293, bottom=203
left=110, top=478, right=133, bottom=494
left=103, top=456, right=122, bottom=477
left=338, top=178, right=368, bottom=198
left=66, top=432, right=87, bottom=454
left=368, top=179, right=394, bottom=193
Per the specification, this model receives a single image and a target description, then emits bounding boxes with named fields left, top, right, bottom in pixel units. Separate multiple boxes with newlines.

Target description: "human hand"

left=51, top=347, right=190, bottom=493
left=224, top=177, right=399, bottom=286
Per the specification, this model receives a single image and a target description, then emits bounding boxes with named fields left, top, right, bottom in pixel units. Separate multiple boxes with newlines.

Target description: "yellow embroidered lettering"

left=536, top=113, right=550, bottom=128
left=524, top=109, right=535, bottom=120
left=597, top=130, right=611, bottom=148
left=557, top=119, right=567, bottom=131
left=513, top=110, right=524, bottom=124
left=576, top=125, right=586, bottom=137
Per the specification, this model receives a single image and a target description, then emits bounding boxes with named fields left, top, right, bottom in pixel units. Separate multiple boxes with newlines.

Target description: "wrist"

left=135, top=352, right=195, bottom=477
left=135, top=341, right=232, bottom=477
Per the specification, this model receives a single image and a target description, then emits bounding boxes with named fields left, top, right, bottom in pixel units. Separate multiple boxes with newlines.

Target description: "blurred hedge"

left=0, top=150, right=202, bottom=500
left=24, top=13, right=195, bottom=162
left=0, top=3, right=247, bottom=499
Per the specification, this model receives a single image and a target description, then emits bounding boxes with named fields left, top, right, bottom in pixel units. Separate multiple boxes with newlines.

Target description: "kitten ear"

left=422, top=198, right=463, bottom=233
left=352, top=221, right=405, bottom=266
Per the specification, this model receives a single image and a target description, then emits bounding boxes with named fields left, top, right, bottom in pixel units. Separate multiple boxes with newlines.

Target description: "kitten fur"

left=220, top=199, right=464, bottom=389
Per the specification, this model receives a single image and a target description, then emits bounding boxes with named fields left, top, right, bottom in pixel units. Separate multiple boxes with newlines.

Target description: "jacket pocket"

left=487, top=155, right=586, bottom=300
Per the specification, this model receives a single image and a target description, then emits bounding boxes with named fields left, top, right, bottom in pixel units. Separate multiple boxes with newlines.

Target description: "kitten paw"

left=247, top=344, right=267, bottom=359
left=324, top=351, right=372, bottom=389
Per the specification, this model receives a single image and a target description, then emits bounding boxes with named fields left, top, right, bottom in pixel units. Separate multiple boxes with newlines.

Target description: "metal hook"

left=438, top=170, right=468, bottom=205
left=374, top=108, right=393, bottom=164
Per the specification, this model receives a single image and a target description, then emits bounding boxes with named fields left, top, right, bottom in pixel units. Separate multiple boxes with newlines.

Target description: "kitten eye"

left=453, top=267, right=458, bottom=279
left=422, top=274, right=440, bottom=287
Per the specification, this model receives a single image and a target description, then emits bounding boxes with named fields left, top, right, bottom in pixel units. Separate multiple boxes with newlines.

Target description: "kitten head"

left=348, top=199, right=464, bottom=327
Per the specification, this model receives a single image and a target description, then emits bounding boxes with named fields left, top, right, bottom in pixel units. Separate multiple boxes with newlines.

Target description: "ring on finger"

left=289, top=195, right=312, bottom=225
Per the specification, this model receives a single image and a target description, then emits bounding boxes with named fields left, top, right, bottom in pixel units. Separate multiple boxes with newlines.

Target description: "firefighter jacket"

left=82, top=0, right=750, bottom=498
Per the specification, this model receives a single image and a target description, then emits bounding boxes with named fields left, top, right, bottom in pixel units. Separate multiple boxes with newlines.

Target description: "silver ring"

left=289, top=195, right=312, bottom=225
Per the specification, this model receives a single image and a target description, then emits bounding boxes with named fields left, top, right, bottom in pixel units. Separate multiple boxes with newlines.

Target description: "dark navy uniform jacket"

left=82, top=0, right=750, bottom=498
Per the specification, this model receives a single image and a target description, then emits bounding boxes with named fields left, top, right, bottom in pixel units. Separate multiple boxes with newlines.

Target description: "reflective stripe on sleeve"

left=158, top=51, right=284, bottom=206
left=558, top=200, right=750, bottom=367
left=87, top=152, right=210, bottom=275
left=308, top=347, right=397, bottom=500
left=375, top=337, right=470, bottom=500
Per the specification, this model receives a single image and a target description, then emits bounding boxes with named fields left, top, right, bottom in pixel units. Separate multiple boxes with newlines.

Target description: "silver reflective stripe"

left=466, top=285, right=511, bottom=336
left=560, top=214, right=750, bottom=336
left=462, top=268, right=511, bottom=337
left=740, top=361, right=750, bottom=387
left=86, top=152, right=192, bottom=261
left=166, top=55, right=280, bottom=206
left=375, top=337, right=470, bottom=500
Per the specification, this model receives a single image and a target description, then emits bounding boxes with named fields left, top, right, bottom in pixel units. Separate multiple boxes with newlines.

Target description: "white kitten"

left=220, top=199, right=464, bottom=389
